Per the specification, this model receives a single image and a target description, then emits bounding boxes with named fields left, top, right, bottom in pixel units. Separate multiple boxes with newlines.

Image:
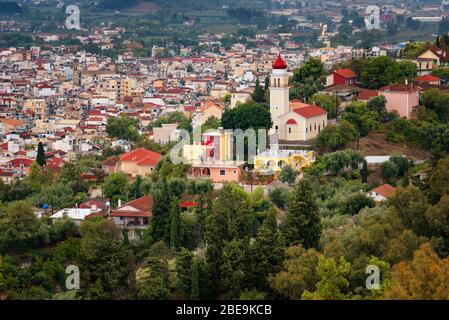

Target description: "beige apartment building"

left=24, top=99, right=47, bottom=119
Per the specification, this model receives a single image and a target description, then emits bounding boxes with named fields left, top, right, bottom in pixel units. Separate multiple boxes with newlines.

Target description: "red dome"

left=272, top=54, right=288, bottom=69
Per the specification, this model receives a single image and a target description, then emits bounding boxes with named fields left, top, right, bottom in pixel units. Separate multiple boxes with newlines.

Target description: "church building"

left=269, top=55, right=328, bottom=142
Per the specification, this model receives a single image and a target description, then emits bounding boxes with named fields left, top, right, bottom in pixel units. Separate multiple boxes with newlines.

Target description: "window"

left=220, top=170, right=226, bottom=176
left=288, top=127, right=291, bottom=134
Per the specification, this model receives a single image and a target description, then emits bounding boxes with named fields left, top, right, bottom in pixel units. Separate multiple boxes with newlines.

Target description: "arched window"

left=278, top=78, right=280, bottom=87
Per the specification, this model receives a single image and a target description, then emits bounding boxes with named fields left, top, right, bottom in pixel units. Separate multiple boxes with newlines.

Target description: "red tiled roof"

left=380, top=84, right=419, bottom=92
left=415, top=74, right=441, bottom=83
left=358, top=89, right=379, bottom=101
left=119, top=148, right=162, bottom=166
left=119, top=195, right=154, bottom=212
left=179, top=201, right=198, bottom=208
left=110, top=211, right=151, bottom=218
left=111, top=195, right=154, bottom=218
left=334, top=68, right=357, bottom=79
left=272, top=54, right=288, bottom=69
left=370, top=183, right=397, bottom=198
left=293, top=105, right=327, bottom=119
left=80, top=199, right=108, bottom=210
left=8, top=158, right=33, bottom=167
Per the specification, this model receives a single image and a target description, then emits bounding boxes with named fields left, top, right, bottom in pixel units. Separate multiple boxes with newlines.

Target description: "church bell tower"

left=269, top=54, right=290, bottom=135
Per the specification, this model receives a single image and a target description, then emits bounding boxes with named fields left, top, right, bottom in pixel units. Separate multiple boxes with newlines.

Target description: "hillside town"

left=1, top=0, right=449, bottom=303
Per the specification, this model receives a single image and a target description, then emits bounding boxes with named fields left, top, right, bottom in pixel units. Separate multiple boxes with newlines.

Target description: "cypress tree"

left=169, top=200, right=181, bottom=250
left=175, top=248, right=193, bottom=298
left=151, top=178, right=171, bottom=243
left=361, top=160, right=369, bottom=183
left=251, top=78, right=266, bottom=103
left=283, top=179, right=321, bottom=248
left=190, top=259, right=200, bottom=299
left=247, top=207, right=284, bottom=290
left=36, top=142, right=46, bottom=166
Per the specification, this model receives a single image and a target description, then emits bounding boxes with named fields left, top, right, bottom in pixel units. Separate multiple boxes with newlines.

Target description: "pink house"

left=191, top=163, right=243, bottom=183
left=378, top=84, right=420, bottom=119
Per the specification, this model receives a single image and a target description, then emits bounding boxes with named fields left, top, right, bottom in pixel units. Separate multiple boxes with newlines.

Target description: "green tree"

left=251, top=78, right=266, bottom=103
left=221, top=101, right=272, bottom=131
left=102, top=173, right=128, bottom=206
left=428, top=156, right=449, bottom=202
left=220, top=238, right=250, bottom=298
left=283, top=179, right=321, bottom=248
left=190, top=258, right=200, bottom=299
left=77, top=220, right=135, bottom=299
left=151, top=178, right=172, bottom=243
left=302, top=256, right=350, bottom=300
left=136, top=257, right=170, bottom=300
left=128, top=175, right=143, bottom=200
left=0, top=201, right=39, bottom=253
left=205, top=183, right=254, bottom=293
left=268, top=245, right=320, bottom=299
left=359, top=56, right=417, bottom=89
left=247, top=208, right=284, bottom=291
left=175, top=248, right=193, bottom=299
left=309, top=94, right=338, bottom=119
left=361, top=160, right=368, bottom=183
left=292, top=58, right=324, bottom=84
left=36, top=142, right=46, bottom=166
left=425, top=195, right=449, bottom=255
left=169, top=200, right=182, bottom=250
left=316, top=121, right=357, bottom=151
left=421, top=89, right=449, bottom=122
left=279, top=165, right=297, bottom=186
left=106, top=115, right=140, bottom=142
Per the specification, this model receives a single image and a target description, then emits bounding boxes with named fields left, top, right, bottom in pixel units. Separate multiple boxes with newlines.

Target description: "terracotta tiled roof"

left=111, top=195, right=154, bottom=218
left=110, top=210, right=151, bottom=218
left=380, top=84, right=419, bottom=92
left=293, top=105, right=327, bottom=119
left=290, top=100, right=311, bottom=109
left=121, top=195, right=154, bottom=212
left=358, top=89, right=379, bottom=101
left=334, top=68, right=357, bottom=79
left=415, top=74, right=441, bottom=83
left=119, top=148, right=162, bottom=166
left=370, top=183, right=397, bottom=198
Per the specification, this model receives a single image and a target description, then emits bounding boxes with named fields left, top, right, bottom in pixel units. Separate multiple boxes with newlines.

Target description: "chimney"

left=91, top=204, right=97, bottom=212
left=118, top=199, right=122, bottom=207
left=405, top=79, right=408, bottom=85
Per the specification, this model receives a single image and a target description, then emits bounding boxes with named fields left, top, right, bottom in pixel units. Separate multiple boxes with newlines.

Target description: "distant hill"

left=98, top=0, right=139, bottom=10
left=0, top=1, right=23, bottom=14
left=97, top=0, right=258, bottom=12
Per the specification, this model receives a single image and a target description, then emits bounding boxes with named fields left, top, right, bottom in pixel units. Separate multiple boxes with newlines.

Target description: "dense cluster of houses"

left=1, top=28, right=445, bottom=240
